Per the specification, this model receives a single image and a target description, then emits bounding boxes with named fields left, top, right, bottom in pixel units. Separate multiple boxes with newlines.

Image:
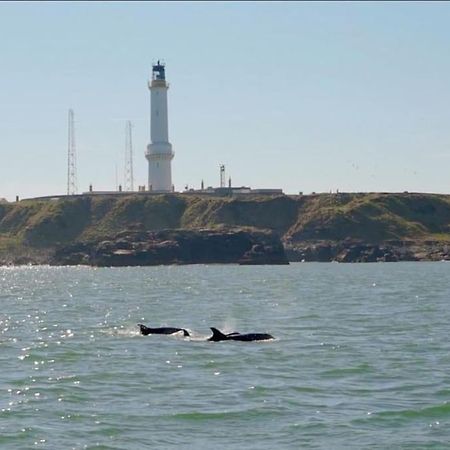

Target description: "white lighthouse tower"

left=145, top=61, right=174, bottom=192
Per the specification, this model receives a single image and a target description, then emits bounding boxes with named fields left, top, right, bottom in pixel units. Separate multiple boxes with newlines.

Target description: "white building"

left=145, top=61, right=174, bottom=192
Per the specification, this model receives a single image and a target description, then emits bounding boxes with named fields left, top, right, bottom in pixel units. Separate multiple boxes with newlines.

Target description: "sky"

left=1, top=1, right=450, bottom=201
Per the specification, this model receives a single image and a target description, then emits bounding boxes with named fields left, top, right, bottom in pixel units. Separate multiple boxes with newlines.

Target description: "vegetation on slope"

left=180, top=195, right=298, bottom=233
left=1, top=192, right=450, bottom=254
left=80, top=195, right=188, bottom=241
left=285, top=193, right=450, bottom=243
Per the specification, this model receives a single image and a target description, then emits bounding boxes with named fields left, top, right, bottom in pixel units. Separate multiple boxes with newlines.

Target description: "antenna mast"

left=220, top=164, right=225, bottom=188
left=67, top=109, right=78, bottom=195
left=125, top=120, right=134, bottom=191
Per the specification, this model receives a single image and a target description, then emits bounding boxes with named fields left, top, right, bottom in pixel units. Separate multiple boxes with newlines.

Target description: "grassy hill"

left=284, top=192, right=450, bottom=243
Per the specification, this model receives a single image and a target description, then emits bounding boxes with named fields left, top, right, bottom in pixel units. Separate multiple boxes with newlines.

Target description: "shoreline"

left=1, top=239, right=449, bottom=266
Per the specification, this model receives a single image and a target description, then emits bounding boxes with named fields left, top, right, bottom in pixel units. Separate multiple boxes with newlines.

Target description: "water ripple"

left=1, top=263, right=450, bottom=448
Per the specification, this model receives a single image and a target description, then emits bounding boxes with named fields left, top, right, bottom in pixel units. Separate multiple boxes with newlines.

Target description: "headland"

left=1, top=191, right=450, bottom=265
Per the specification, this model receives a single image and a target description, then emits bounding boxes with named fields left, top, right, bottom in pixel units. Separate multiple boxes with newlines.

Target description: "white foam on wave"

left=185, top=331, right=210, bottom=342
left=100, top=325, right=141, bottom=337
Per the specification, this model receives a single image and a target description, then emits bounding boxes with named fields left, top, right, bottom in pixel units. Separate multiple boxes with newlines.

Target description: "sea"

left=1, top=262, right=450, bottom=449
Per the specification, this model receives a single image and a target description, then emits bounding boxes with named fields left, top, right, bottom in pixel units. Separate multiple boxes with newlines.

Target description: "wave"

left=320, top=363, right=374, bottom=377
left=376, top=402, right=450, bottom=420
left=352, top=402, right=450, bottom=427
left=168, top=408, right=280, bottom=421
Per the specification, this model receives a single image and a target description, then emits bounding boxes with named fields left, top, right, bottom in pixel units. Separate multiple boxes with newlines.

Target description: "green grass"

left=1, top=193, right=450, bottom=251
left=0, top=235, right=21, bottom=252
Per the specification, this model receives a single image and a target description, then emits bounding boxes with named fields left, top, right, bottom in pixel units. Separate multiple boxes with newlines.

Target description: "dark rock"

left=50, top=228, right=288, bottom=267
left=284, top=239, right=431, bottom=263
left=113, top=239, right=134, bottom=250
left=239, top=243, right=289, bottom=265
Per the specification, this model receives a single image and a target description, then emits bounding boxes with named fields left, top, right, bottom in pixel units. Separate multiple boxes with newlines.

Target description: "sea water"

left=1, top=262, right=450, bottom=449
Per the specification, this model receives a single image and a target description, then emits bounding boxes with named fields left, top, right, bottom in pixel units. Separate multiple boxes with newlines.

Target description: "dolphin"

left=138, top=323, right=190, bottom=337
left=208, top=327, right=274, bottom=342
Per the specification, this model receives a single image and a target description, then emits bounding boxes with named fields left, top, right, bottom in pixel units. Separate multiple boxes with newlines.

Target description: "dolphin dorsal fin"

left=138, top=324, right=151, bottom=335
left=209, top=327, right=228, bottom=341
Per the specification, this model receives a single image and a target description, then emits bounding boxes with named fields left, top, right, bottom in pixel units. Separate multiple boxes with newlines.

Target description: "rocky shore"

left=284, top=240, right=450, bottom=263
left=1, top=234, right=448, bottom=266
left=48, top=228, right=289, bottom=267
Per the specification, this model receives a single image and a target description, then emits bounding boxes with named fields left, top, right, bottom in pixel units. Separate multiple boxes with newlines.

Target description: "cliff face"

left=0, top=194, right=300, bottom=248
left=282, top=193, right=450, bottom=262
left=49, top=228, right=289, bottom=267
left=1, top=192, right=450, bottom=264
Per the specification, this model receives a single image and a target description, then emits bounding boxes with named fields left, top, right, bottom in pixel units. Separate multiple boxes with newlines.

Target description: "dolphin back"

left=232, top=332, right=274, bottom=341
left=138, top=324, right=190, bottom=337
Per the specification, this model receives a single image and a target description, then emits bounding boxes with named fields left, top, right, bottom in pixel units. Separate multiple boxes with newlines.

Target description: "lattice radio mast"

left=124, top=120, right=134, bottom=191
left=67, top=109, right=78, bottom=195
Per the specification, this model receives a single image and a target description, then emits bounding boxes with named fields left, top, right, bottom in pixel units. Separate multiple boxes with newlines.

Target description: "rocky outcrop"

left=284, top=239, right=450, bottom=263
left=50, top=228, right=289, bottom=267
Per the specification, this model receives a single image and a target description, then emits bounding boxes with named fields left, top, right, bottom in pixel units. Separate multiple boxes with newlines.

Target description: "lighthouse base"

left=146, top=145, right=174, bottom=192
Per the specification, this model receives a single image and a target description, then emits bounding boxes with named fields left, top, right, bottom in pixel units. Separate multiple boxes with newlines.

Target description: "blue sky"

left=1, top=1, right=450, bottom=200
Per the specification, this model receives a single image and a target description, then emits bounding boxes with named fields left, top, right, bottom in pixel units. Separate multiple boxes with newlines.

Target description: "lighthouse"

left=145, top=61, right=174, bottom=192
